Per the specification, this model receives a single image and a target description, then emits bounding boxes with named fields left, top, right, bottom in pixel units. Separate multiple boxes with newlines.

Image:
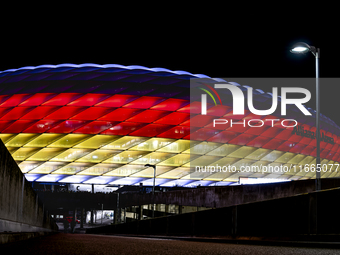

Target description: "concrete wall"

left=120, top=178, right=340, bottom=208
left=88, top=187, right=340, bottom=239
left=0, top=139, right=57, bottom=236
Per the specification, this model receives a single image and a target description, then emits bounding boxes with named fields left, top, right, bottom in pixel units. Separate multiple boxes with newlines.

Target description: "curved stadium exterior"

left=0, top=63, right=340, bottom=187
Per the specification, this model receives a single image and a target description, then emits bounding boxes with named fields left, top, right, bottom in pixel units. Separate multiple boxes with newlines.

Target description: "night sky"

left=1, top=15, right=339, bottom=125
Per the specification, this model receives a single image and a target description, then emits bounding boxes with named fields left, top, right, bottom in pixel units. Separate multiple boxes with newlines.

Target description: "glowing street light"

left=290, top=42, right=321, bottom=191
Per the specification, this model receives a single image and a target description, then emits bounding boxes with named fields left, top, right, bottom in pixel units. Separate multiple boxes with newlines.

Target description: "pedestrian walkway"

left=1, top=233, right=338, bottom=255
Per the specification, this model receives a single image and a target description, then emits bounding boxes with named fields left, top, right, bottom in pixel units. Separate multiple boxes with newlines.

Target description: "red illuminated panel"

left=0, top=120, right=15, bottom=132
left=276, top=141, right=296, bottom=152
left=177, top=101, right=213, bottom=114
left=2, top=120, right=38, bottom=133
left=206, top=105, right=232, bottom=117
left=126, top=110, right=170, bottom=123
left=325, top=151, right=336, bottom=160
left=288, top=132, right=303, bottom=143
left=223, top=111, right=250, bottom=120
left=123, top=96, right=165, bottom=109
left=157, top=126, right=191, bottom=139
left=289, top=143, right=307, bottom=154
left=275, top=129, right=294, bottom=140
left=0, top=107, right=13, bottom=118
left=300, top=145, right=315, bottom=156
left=229, top=133, right=256, bottom=146
left=129, top=124, right=173, bottom=137
left=308, top=138, right=328, bottom=149
left=95, top=94, right=138, bottom=107
left=73, top=121, right=119, bottom=134
left=47, top=120, right=89, bottom=133
left=226, top=122, right=250, bottom=134
left=70, top=107, right=114, bottom=120
left=261, top=127, right=283, bottom=138
left=0, top=95, right=10, bottom=105
left=299, top=136, right=313, bottom=145
left=190, top=115, right=215, bottom=127
left=101, top=122, right=147, bottom=136
left=246, top=136, right=272, bottom=148
left=325, top=142, right=334, bottom=151
left=188, top=128, right=220, bottom=141
left=332, top=152, right=340, bottom=162
left=1, top=107, right=35, bottom=120
left=330, top=143, right=339, bottom=152
left=67, top=94, right=111, bottom=106
left=98, top=108, right=143, bottom=121
left=20, top=106, right=60, bottom=119
left=19, top=93, right=57, bottom=106
left=0, top=94, right=33, bottom=107
left=44, top=106, right=86, bottom=119
left=207, top=131, right=239, bottom=143
left=154, top=112, right=190, bottom=125
left=42, top=93, right=83, bottom=106
left=262, top=138, right=285, bottom=150
left=244, top=125, right=269, bottom=136
left=23, top=120, right=63, bottom=133
left=150, top=98, right=189, bottom=111
left=320, top=149, right=330, bottom=159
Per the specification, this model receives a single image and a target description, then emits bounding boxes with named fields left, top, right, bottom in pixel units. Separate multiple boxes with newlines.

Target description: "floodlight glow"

left=291, top=46, right=309, bottom=53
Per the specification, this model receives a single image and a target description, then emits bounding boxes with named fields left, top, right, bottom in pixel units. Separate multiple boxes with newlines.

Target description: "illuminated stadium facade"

left=1, top=63, right=340, bottom=187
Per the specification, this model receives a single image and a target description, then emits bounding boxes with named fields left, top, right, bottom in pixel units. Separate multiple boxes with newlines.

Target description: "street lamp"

left=145, top=164, right=156, bottom=218
left=290, top=42, right=321, bottom=191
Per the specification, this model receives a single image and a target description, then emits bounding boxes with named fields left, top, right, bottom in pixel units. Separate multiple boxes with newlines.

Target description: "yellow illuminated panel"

left=298, top=156, right=315, bottom=166
left=203, top=171, right=235, bottom=181
left=104, top=164, right=145, bottom=176
left=77, top=163, right=121, bottom=175
left=158, top=167, right=191, bottom=179
left=18, top=161, right=43, bottom=173
left=157, top=140, right=194, bottom=153
left=287, top=154, right=307, bottom=165
left=103, top=151, right=150, bottom=164
left=131, top=165, right=174, bottom=178
left=76, top=150, right=121, bottom=163
left=261, top=150, right=286, bottom=162
left=231, top=158, right=257, bottom=170
left=47, top=134, right=91, bottom=148
left=206, top=144, right=241, bottom=156
left=245, top=148, right=271, bottom=160
left=228, top=146, right=258, bottom=159
left=130, top=138, right=174, bottom=151
left=275, top=152, right=296, bottom=164
left=102, top=136, right=149, bottom=150
left=213, top=157, right=241, bottom=167
left=183, top=155, right=222, bottom=167
left=131, top=152, right=176, bottom=165
left=53, top=163, right=94, bottom=175
left=26, top=148, right=67, bottom=161
left=6, top=134, right=39, bottom=147
left=12, top=147, right=41, bottom=161
left=158, top=153, right=197, bottom=167
left=0, top=134, right=16, bottom=143
left=50, top=148, right=93, bottom=162
left=7, top=147, right=19, bottom=154
left=74, top=135, right=121, bottom=149
left=24, top=134, right=65, bottom=147
left=183, top=142, right=221, bottom=155
left=29, top=162, right=68, bottom=174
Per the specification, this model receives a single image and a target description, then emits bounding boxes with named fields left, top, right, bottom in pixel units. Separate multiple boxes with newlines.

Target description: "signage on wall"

left=291, top=125, right=335, bottom=144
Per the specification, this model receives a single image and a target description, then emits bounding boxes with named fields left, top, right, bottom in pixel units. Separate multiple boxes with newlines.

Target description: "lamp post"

left=145, top=164, right=156, bottom=218
left=290, top=42, right=321, bottom=191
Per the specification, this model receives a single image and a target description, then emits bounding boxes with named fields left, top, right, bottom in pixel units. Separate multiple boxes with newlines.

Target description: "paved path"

left=2, top=233, right=340, bottom=255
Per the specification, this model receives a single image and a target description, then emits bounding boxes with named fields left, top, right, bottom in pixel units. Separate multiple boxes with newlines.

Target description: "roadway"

left=2, top=233, right=339, bottom=255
